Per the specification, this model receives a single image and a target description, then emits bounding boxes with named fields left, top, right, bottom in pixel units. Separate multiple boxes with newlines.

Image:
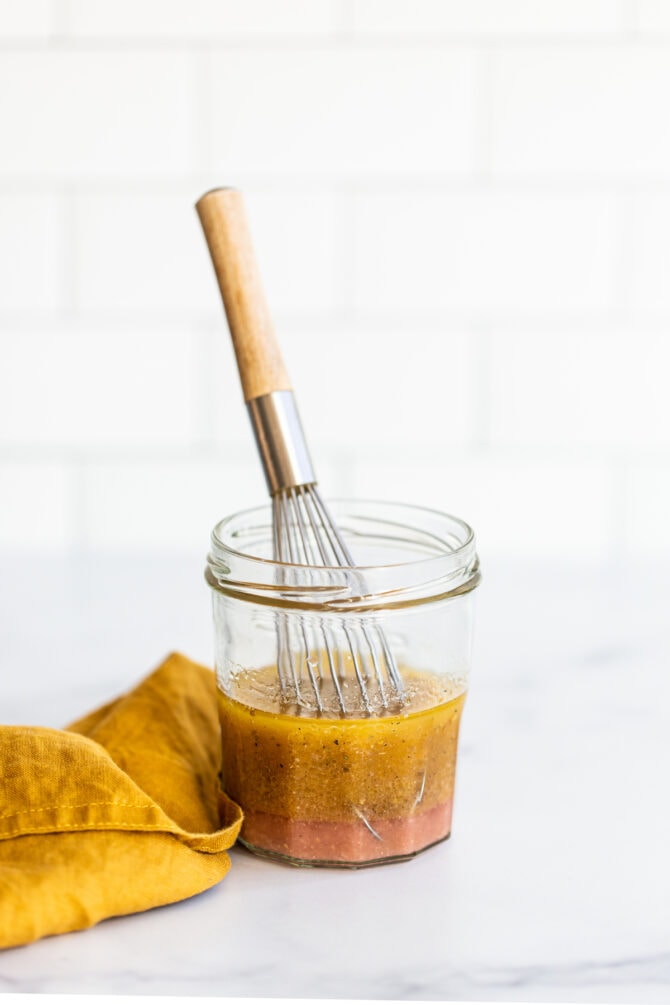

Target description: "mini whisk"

left=196, top=188, right=403, bottom=716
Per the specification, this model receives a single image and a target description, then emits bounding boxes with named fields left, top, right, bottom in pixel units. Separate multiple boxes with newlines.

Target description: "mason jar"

left=206, top=499, right=480, bottom=868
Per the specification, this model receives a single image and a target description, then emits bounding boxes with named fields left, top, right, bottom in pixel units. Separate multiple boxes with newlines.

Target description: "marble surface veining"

left=0, top=554, right=669, bottom=1002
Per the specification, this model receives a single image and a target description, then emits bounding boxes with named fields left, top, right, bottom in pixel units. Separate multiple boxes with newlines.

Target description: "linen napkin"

left=0, top=652, right=243, bottom=950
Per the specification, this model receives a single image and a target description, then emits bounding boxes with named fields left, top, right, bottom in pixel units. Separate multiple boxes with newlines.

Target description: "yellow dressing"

left=218, top=664, right=466, bottom=863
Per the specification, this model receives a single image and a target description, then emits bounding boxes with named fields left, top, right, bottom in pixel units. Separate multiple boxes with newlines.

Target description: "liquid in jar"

left=218, top=661, right=466, bottom=867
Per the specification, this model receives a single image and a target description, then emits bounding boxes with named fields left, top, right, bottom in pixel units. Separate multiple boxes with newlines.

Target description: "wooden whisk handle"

left=195, top=187, right=291, bottom=402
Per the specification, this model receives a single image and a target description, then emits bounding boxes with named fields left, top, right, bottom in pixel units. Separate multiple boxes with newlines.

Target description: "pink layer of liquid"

left=240, top=799, right=454, bottom=864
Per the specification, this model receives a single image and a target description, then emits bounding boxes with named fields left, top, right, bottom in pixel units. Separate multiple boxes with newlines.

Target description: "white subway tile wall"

left=209, top=49, right=479, bottom=177
left=637, top=1, right=670, bottom=32
left=630, top=192, right=670, bottom=317
left=353, top=190, right=618, bottom=318
left=489, top=331, right=670, bottom=450
left=0, top=1, right=51, bottom=39
left=75, top=193, right=221, bottom=314
left=0, top=53, right=194, bottom=178
left=352, top=1, right=624, bottom=36
left=0, top=2, right=668, bottom=560
left=491, top=48, right=670, bottom=177
left=0, top=463, right=71, bottom=550
left=0, top=196, right=66, bottom=312
left=67, top=1, right=338, bottom=39
left=0, top=328, right=200, bottom=448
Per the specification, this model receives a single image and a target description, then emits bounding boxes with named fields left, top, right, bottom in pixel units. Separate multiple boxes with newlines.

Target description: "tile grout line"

left=48, top=0, right=69, bottom=43
left=332, top=0, right=355, bottom=42
left=192, top=326, right=219, bottom=450
left=3, top=35, right=670, bottom=53
left=613, top=188, right=635, bottom=327
left=65, top=457, right=88, bottom=557
left=611, top=459, right=632, bottom=565
left=621, top=0, right=640, bottom=35
left=61, top=185, right=78, bottom=314
left=471, top=325, right=492, bottom=452
left=190, top=47, right=213, bottom=177
left=2, top=177, right=670, bottom=196
left=333, top=184, right=358, bottom=327
left=6, top=309, right=670, bottom=334
left=473, top=44, right=494, bottom=180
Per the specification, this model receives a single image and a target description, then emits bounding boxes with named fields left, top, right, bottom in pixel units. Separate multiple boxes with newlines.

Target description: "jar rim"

left=211, top=497, right=475, bottom=572
left=207, top=498, right=480, bottom=612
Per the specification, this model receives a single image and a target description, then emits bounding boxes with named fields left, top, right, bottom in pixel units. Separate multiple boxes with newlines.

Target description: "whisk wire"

left=289, top=492, right=326, bottom=711
left=308, top=489, right=404, bottom=700
left=289, top=490, right=351, bottom=712
left=272, top=484, right=403, bottom=715
left=275, top=493, right=320, bottom=710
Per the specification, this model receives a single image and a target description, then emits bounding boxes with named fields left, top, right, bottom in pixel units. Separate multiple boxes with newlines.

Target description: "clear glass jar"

left=206, top=499, right=480, bottom=868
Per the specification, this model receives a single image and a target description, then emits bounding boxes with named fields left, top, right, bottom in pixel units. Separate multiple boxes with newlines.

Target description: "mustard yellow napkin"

left=0, top=652, right=243, bottom=950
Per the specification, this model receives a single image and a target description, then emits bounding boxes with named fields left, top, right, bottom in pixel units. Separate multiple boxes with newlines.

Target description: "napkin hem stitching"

left=0, top=821, right=238, bottom=841
left=0, top=801, right=154, bottom=821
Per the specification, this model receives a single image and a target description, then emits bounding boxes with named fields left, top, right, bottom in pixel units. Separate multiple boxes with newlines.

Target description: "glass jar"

left=206, top=499, right=480, bottom=868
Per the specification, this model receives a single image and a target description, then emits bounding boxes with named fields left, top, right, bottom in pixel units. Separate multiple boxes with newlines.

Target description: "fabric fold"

left=0, top=652, right=243, bottom=949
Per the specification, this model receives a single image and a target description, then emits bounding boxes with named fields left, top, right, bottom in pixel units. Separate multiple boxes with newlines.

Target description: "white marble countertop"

left=0, top=553, right=669, bottom=1002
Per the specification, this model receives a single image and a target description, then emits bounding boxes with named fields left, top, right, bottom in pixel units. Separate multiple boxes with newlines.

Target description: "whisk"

left=196, top=187, right=403, bottom=716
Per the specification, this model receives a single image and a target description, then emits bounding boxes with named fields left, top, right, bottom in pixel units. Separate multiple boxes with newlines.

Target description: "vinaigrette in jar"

left=218, top=662, right=466, bottom=867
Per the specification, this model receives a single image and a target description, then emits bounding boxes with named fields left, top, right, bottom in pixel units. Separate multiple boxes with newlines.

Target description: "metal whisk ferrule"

left=247, top=391, right=316, bottom=495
